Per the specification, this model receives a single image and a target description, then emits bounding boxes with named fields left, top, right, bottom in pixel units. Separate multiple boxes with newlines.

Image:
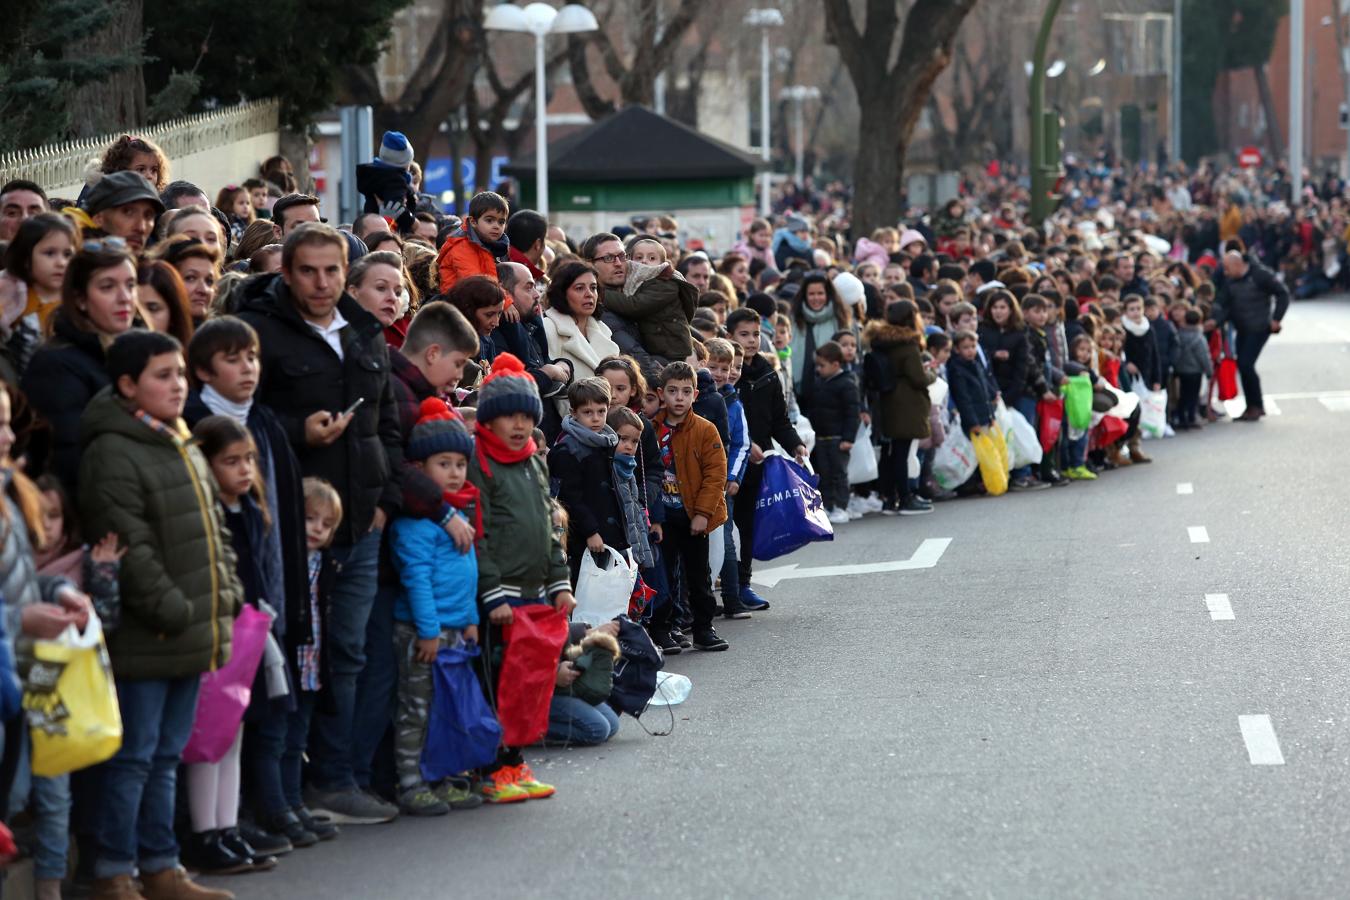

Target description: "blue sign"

left=425, top=156, right=510, bottom=195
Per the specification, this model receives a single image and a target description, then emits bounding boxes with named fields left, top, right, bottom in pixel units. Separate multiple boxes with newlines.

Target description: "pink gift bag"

left=181, top=604, right=273, bottom=764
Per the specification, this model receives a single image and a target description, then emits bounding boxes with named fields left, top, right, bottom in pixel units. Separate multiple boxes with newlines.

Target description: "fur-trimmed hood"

left=564, top=629, right=621, bottom=663
left=863, top=320, right=924, bottom=350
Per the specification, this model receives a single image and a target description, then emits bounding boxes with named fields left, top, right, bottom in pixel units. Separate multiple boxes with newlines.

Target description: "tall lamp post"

left=1029, top=0, right=1065, bottom=226
left=780, top=85, right=821, bottom=187
left=485, top=2, right=599, bottom=218
left=745, top=8, right=783, bottom=216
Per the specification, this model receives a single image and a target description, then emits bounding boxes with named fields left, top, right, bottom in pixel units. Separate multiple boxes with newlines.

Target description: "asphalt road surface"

left=215, top=296, right=1350, bottom=899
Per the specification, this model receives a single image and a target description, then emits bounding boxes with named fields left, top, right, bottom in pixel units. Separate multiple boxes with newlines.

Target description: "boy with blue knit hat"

left=356, top=130, right=419, bottom=233
left=467, top=353, right=573, bottom=803
left=390, top=397, right=483, bottom=816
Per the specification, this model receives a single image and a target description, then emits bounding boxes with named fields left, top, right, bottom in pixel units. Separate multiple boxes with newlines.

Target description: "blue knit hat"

left=378, top=131, right=414, bottom=168
left=475, top=353, right=543, bottom=425
left=407, top=398, right=473, bottom=460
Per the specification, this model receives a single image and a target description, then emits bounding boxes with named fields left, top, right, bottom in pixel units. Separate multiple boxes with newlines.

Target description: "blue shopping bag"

left=420, top=642, right=501, bottom=782
left=751, top=454, right=834, bottom=561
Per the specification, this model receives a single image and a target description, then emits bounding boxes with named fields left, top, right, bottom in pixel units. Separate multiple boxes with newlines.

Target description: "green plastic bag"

left=1062, top=374, right=1093, bottom=431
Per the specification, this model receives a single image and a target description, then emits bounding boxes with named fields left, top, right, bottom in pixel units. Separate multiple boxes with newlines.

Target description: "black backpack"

left=863, top=349, right=897, bottom=394
left=608, top=616, right=662, bottom=716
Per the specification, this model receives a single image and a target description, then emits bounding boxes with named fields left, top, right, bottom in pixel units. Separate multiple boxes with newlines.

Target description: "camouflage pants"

left=393, top=623, right=461, bottom=789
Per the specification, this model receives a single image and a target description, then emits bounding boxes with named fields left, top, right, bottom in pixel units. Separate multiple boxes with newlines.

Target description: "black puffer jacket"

left=977, top=323, right=1030, bottom=405
left=237, top=273, right=403, bottom=545
left=735, top=353, right=803, bottom=453
left=22, top=311, right=110, bottom=490
left=1215, top=258, right=1290, bottom=334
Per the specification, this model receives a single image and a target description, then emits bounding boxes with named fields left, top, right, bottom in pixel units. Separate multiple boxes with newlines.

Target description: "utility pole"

left=1030, top=0, right=1065, bottom=225
left=1290, top=0, right=1305, bottom=201
left=1171, top=0, right=1182, bottom=164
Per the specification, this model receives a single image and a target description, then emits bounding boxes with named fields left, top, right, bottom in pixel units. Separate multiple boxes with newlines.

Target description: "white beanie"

left=832, top=271, right=865, bottom=307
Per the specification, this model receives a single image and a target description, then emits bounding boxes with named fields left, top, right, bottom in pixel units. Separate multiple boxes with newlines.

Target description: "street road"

left=216, top=296, right=1350, bottom=899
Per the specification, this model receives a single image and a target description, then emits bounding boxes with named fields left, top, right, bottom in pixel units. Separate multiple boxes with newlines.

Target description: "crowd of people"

left=0, top=127, right=1293, bottom=900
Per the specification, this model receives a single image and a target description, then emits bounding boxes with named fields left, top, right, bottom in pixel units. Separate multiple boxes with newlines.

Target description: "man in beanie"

left=466, top=353, right=573, bottom=804
left=356, top=130, right=419, bottom=235
left=390, top=397, right=484, bottom=816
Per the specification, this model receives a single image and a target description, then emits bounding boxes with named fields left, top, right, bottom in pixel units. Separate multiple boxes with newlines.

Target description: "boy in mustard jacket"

left=649, top=361, right=729, bottom=653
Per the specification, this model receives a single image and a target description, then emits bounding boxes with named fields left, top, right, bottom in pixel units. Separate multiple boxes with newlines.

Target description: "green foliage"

left=143, top=0, right=414, bottom=131
left=1180, top=0, right=1290, bottom=161
left=0, top=0, right=140, bottom=150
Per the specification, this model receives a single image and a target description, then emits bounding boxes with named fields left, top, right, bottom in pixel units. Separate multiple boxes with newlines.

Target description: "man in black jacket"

left=237, top=223, right=403, bottom=825
left=727, top=308, right=805, bottom=609
left=1213, top=250, right=1289, bottom=420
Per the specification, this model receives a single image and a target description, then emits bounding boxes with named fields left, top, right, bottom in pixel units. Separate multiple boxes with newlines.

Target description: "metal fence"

left=0, top=100, right=280, bottom=193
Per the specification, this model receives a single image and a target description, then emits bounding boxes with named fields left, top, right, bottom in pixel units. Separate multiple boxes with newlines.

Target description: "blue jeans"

left=94, top=676, right=200, bottom=878
left=352, top=581, right=398, bottom=790
left=8, top=736, right=71, bottom=879
left=1013, top=395, right=1037, bottom=479
left=719, top=493, right=739, bottom=600
left=281, top=692, right=317, bottom=809
left=545, top=696, right=620, bottom=745
left=307, top=527, right=381, bottom=792
left=242, top=668, right=289, bottom=818
left=1064, top=432, right=1088, bottom=468
left=1235, top=329, right=1271, bottom=411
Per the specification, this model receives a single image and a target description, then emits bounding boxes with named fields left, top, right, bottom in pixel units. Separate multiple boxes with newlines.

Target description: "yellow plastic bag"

left=972, top=429, right=1008, bottom=496
left=23, top=616, right=122, bottom=777
left=991, top=424, right=1010, bottom=474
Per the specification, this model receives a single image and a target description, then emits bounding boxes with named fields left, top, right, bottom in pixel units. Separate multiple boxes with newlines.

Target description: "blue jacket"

left=391, top=511, right=479, bottom=637
left=948, top=355, right=994, bottom=434
left=719, top=384, right=750, bottom=484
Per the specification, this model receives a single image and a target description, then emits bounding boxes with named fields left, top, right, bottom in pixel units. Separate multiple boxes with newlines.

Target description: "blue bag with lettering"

left=420, top=642, right=501, bottom=782
left=751, top=453, right=834, bottom=561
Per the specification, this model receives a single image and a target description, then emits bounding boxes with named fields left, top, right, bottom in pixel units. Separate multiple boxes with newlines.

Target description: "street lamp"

left=780, top=85, right=821, bottom=186
left=485, top=2, right=599, bottom=218
left=745, top=8, right=783, bottom=216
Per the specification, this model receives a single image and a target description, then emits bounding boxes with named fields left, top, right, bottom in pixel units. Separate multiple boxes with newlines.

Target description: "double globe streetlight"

left=484, top=2, right=600, bottom=218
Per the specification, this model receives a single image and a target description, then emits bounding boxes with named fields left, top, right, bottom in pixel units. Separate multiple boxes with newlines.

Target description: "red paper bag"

left=495, top=604, right=568, bottom=747
left=1092, top=415, right=1128, bottom=448
left=1216, top=357, right=1238, bottom=401
left=1036, top=398, right=1063, bottom=453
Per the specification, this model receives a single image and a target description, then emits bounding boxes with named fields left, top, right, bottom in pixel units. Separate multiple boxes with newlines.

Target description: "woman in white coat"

left=542, top=260, right=621, bottom=416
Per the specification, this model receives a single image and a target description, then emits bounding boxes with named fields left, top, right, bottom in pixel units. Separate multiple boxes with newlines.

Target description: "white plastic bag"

left=647, top=671, right=692, bottom=706
left=907, top=439, right=920, bottom=479
left=847, top=422, right=879, bottom=484
left=1005, top=408, right=1043, bottom=467
left=707, top=525, right=724, bottom=583
left=571, top=546, right=636, bottom=626
left=932, top=411, right=976, bottom=489
left=779, top=414, right=815, bottom=455
left=1133, top=384, right=1167, bottom=439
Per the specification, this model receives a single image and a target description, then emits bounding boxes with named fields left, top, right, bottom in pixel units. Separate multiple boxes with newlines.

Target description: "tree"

left=566, top=0, right=711, bottom=119
left=925, top=2, right=1012, bottom=168
left=142, top=0, right=413, bottom=132
left=1180, top=0, right=1288, bottom=162
left=822, top=0, right=979, bottom=235
left=0, top=0, right=140, bottom=150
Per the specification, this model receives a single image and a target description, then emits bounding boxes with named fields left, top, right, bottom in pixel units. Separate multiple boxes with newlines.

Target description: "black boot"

left=220, top=825, right=278, bottom=871
left=185, top=828, right=255, bottom=875
left=262, top=808, right=319, bottom=849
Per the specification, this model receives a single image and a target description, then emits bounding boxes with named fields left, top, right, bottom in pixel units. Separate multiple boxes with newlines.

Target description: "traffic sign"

left=1238, top=146, right=1263, bottom=168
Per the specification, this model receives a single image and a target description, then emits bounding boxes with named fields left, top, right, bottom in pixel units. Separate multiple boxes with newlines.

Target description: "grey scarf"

left=559, top=417, right=653, bottom=567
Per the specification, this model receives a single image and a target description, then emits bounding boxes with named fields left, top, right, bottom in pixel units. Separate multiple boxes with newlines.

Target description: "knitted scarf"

left=1121, top=315, right=1150, bottom=338
left=444, top=482, right=483, bottom=540
left=474, top=420, right=536, bottom=478
left=612, top=453, right=654, bottom=568
left=560, top=415, right=617, bottom=453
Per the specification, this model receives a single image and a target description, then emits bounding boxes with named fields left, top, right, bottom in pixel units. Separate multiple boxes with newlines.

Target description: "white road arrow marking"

left=750, top=538, right=952, bottom=588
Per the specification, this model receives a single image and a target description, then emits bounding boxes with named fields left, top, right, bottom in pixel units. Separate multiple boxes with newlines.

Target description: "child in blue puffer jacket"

left=390, top=398, right=481, bottom=817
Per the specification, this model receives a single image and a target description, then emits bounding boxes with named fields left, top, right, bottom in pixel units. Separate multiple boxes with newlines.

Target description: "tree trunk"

left=850, top=94, right=904, bottom=238
left=279, top=127, right=314, bottom=194
left=68, top=0, right=146, bottom=136
left=1253, top=63, right=1284, bottom=161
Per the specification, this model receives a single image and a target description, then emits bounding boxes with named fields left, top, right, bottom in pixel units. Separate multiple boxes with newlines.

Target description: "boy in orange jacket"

left=437, top=191, right=510, bottom=291
left=649, top=361, right=730, bottom=654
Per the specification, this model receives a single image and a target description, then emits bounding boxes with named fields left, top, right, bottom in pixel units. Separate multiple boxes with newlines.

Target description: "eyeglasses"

left=591, top=252, right=627, bottom=265
left=82, top=237, right=129, bottom=253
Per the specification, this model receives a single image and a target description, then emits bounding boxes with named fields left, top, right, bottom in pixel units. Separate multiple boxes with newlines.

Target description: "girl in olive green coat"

left=862, top=301, right=935, bottom=515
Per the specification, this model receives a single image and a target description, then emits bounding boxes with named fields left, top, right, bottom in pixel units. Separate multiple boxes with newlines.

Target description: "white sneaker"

left=848, top=507, right=862, bottom=520
left=827, top=507, right=850, bottom=524
left=861, top=494, right=884, bottom=513
left=846, top=496, right=867, bottom=517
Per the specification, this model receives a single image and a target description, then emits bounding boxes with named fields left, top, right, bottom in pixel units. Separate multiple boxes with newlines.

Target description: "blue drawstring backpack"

left=608, top=617, right=662, bottom=717
left=751, top=454, right=834, bottom=561
left=420, top=642, right=501, bottom=782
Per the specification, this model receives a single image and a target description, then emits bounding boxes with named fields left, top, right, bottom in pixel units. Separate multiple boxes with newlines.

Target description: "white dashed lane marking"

left=1239, top=715, right=1286, bottom=765
left=1188, top=526, right=1210, bottom=543
left=1204, top=593, right=1234, bottom=621
left=1176, top=482, right=1194, bottom=495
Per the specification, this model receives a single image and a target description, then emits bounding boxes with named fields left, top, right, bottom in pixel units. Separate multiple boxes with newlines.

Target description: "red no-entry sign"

left=1238, top=146, right=1263, bottom=168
